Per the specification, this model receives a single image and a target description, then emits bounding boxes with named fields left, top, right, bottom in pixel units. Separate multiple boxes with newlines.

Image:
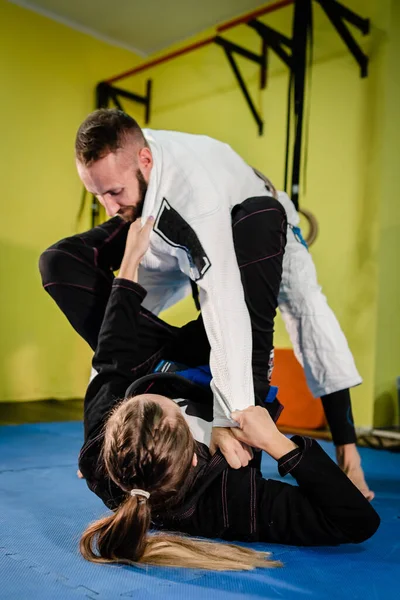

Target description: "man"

left=40, top=108, right=372, bottom=499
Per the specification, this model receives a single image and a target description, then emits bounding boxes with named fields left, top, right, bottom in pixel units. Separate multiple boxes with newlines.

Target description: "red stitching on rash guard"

left=239, top=250, right=283, bottom=269
left=279, top=450, right=302, bottom=469
left=139, top=311, right=174, bottom=334
left=112, top=284, right=143, bottom=298
left=43, top=282, right=95, bottom=292
left=237, top=214, right=286, bottom=269
left=285, top=455, right=302, bottom=473
left=99, top=220, right=127, bottom=247
left=130, top=348, right=165, bottom=374
left=232, top=208, right=283, bottom=228
left=42, top=248, right=111, bottom=283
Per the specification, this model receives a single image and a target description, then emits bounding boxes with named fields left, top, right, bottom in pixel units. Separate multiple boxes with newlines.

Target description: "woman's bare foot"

left=336, top=444, right=375, bottom=501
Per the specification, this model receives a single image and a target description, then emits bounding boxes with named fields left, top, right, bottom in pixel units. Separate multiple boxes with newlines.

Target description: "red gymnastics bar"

left=105, top=0, right=294, bottom=84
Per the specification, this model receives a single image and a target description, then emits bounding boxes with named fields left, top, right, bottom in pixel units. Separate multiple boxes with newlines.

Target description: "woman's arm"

left=231, top=407, right=380, bottom=546
left=83, top=218, right=154, bottom=440
left=80, top=219, right=156, bottom=506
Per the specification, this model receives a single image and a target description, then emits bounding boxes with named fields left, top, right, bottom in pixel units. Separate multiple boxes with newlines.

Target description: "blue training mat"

left=1, top=421, right=399, bottom=600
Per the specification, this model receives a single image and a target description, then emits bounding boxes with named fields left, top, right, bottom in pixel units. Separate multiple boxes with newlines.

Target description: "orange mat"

left=272, top=348, right=326, bottom=430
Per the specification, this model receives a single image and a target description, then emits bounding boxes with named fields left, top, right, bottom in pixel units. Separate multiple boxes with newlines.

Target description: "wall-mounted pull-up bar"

left=88, top=0, right=370, bottom=225
left=105, top=0, right=294, bottom=84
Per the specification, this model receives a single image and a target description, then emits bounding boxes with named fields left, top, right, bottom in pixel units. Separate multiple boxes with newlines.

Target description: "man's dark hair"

left=75, top=108, right=147, bottom=165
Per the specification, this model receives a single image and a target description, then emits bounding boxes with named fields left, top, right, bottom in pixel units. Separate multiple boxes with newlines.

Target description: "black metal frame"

left=96, top=80, right=152, bottom=122
left=316, top=0, right=370, bottom=76
left=214, top=36, right=268, bottom=135
left=214, top=0, right=369, bottom=208
left=87, top=0, right=370, bottom=223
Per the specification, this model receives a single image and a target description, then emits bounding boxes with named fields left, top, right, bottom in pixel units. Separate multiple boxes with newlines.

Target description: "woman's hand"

left=119, top=216, right=154, bottom=281
left=231, top=406, right=297, bottom=460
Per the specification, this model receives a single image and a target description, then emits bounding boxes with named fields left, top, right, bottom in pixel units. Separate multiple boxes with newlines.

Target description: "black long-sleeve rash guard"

left=79, top=279, right=380, bottom=546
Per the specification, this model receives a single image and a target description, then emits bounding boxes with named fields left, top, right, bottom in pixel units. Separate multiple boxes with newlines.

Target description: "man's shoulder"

left=143, top=127, right=224, bottom=148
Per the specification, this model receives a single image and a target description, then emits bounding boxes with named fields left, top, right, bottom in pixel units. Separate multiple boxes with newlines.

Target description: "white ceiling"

left=9, top=0, right=272, bottom=56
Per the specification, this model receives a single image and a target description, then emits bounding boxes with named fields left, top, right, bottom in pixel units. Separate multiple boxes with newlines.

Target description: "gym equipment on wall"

left=82, top=0, right=370, bottom=225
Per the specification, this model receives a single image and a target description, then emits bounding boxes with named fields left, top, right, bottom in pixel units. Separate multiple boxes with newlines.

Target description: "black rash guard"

left=78, top=279, right=380, bottom=546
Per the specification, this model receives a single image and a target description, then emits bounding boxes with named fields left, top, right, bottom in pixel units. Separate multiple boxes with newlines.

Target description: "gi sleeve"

left=154, top=197, right=255, bottom=428
left=255, top=437, right=380, bottom=545
left=83, top=278, right=147, bottom=441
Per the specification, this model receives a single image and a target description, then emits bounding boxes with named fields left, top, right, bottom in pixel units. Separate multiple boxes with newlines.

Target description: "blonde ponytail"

left=80, top=494, right=150, bottom=565
left=80, top=498, right=280, bottom=571
left=141, top=533, right=281, bottom=571
left=81, top=395, right=282, bottom=571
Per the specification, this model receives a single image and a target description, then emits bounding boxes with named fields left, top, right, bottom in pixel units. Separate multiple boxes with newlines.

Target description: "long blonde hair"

left=80, top=395, right=280, bottom=571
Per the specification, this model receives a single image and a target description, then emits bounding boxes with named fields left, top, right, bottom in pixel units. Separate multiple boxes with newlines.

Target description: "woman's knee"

left=39, top=237, right=84, bottom=286
left=232, top=196, right=287, bottom=267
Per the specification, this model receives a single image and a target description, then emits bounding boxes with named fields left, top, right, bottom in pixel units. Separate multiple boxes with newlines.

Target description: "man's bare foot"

left=336, top=444, right=375, bottom=501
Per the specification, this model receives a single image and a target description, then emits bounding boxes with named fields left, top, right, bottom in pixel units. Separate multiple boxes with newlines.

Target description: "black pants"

left=39, top=195, right=287, bottom=407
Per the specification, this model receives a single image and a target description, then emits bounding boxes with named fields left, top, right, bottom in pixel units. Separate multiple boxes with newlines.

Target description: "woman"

left=40, top=217, right=380, bottom=571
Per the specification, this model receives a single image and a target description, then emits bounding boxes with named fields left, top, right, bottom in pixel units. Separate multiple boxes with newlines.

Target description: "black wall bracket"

left=86, top=0, right=370, bottom=223
left=214, top=36, right=267, bottom=135
left=216, top=0, right=370, bottom=141
left=214, top=0, right=369, bottom=208
left=247, top=19, right=293, bottom=71
left=316, top=0, right=370, bottom=78
left=96, top=80, right=152, bottom=122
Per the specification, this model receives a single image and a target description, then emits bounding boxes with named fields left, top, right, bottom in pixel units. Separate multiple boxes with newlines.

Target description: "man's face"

left=77, top=142, right=152, bottom=222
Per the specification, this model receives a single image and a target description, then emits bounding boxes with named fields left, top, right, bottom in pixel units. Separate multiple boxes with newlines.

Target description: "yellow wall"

left=2, top=0, right=398, bottom=429
left=0, top=0, right=142, bottom=400
left=373, top=0, right=400, bottom=427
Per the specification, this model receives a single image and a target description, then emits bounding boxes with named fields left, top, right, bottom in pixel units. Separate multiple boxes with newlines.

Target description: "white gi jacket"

left=139, top=129, right=271, bottom=427
left=138, top=129, right=362, bottom=423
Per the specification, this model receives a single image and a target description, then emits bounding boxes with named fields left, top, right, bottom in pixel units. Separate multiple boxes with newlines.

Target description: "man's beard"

left=118, top=169, right=148, bottom=222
